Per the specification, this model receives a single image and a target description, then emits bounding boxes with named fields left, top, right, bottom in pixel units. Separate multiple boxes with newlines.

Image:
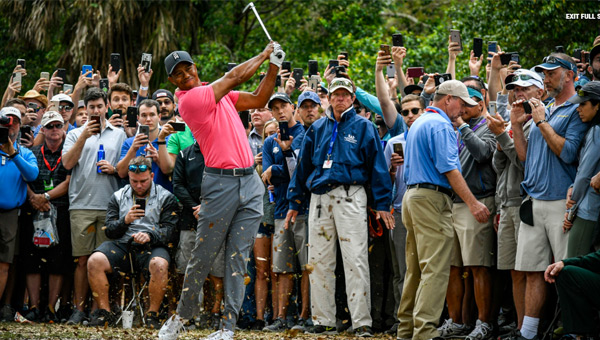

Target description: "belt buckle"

left=233, top=168, right=243, bottom=176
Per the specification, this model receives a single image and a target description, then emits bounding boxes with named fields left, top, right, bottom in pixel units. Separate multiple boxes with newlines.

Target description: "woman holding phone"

left=563, top=81, right=600, bottom=257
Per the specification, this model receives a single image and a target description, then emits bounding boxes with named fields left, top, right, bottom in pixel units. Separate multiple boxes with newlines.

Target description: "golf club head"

left=242, top=2, right=254, bottom=14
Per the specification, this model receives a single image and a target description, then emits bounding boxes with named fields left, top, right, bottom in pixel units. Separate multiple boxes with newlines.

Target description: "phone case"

left=111, top=53, right=121, bottom=72
left=386, top=64, right=396, bottom=78
left=380, top=44, right=391, bottom=55
left=279, top=121, right=290, bottom=141
left=392, top=33, right=403, bottom=47
left=293, top=68, right=303, bottom=89
left=473, top=38, right=483, bottom=57
left=450, top=30, right=462, bottom=51
left=308, top=60, right=318, bottom=76
left=407, top=67, right=424, bottom=78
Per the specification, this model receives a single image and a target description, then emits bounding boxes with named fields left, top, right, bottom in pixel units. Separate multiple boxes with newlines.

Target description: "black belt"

left=407, top=183, right=454, bottom=198
left=205, top=166, right=255, bottom=177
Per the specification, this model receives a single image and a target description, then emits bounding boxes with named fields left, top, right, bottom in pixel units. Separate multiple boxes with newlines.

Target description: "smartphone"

left=308, top=75, right=319, bottom=91
left=328, top=59, right=339, bottom=70
left=239, top=111, right=250, bottom=130
left=28, top=102, right=38, bottom=111
left=63, top=84, right=73, bottom=93
left=135, top=198, right=146, bottom=212
left=583, top=51, right=590, bottom=64
left=282, top=61, right=291, bottom=73
left=40, top=72, right=50, bottom=80
left=12, top=72, right=22, bottom=86
left=473, top=38, right=483, bottom=57
left=511, top=53, right=520, bottom=64
left=522, top=101, right=532, bottom=114
left=170, top=122, right=186, bottom=132
left=573, top=48, right=582, bottom=61
left=110, top=109, right=122, bottom=120
left=17, top=59, right=26, bottom=69
left=380, top=44, right=391, bottom=56
left=89, top=115, right=101, bottom=132
left=392, top=33, right=404, bottom=47
left=555, top=46, right=565, bottom=53
left=292, top=68, right=303, bottom=89
left=450, top=29, right=462, bottom=51
left=434, top=73, right=452, bottom=86
left=393, top=143, right=403, bottom=157
left=51, top=100, right=60, bottom=112
left=138, top=124, right=149, bottom=137
left=340, top=51, right=349, bottom=60
left=386, top=63, right=396, bottom=78
left=56, top=68, right=67, bottom=83
left=308, top=60, right=318, bottom=77
left=0, top=128, right=8, bottom=144
left=227, top=63, right=237, bottom=72
left=126, top=106, right=138, bottom=128
left=489, top=101, right=497, bottom=115
left=422, top=74, right=430, bottom=85
left=20, top=126, right=32, bottom=137
left=407, top=67, right=424, bottom=79
left=275, top=75, right=281, bottom=87
left=110, top=53, right=121, bottom=73
left=82, top=65, right=93, bottom=78
left=500, top=52, right=517, bottom=66
left=99, top=78, right=109, bottom=93
left=279, top=121, right=290, bottom=141
left=488, top=41, right=498, bottom=58
left=141, top=53, right=152, bottom=73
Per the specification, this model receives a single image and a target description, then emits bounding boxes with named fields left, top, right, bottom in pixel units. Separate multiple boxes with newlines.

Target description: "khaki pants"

left=397, top=188, right=454, bottom=340
left=308, top=185, right=371, bottom=329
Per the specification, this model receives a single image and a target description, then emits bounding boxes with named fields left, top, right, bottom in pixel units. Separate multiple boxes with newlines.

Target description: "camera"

left=0, top=116, right=14, bottom=126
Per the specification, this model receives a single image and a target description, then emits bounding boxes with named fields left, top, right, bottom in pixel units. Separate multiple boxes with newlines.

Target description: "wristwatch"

left=535, top=119, right=548, bottom=127
left=44, top=192, right=51, bottom=201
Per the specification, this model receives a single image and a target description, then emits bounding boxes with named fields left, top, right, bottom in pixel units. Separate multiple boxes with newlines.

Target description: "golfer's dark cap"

left=165, top=51, right=194, bottom=76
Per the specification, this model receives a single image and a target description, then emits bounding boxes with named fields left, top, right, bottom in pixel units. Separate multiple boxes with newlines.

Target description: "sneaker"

left=499, top=321, right=517, bottom=336
left=0, top=305, right=15, bottom=322
left=263, top=318, right=287, bottom=332
left=66, top=309, right=87, bottom=325
left=438, top=318, right=470, bottom=338
left=305, top=324, right=338, bottom=335
left=24, top=307, right=41, bottom=322
left=159, top=314, right=185, bottom=340
left=465, top=320, right=493, bottom=340
left=337, top=318, right=352, bottom=333
left=202, top=329, right=234, bottom=340
left=210, top=313, right=221, bottom=331
left=251, top=319, right=266, bottom=330
left=56, top=305, right=72, bottom=323
left=291, top=318, right=309, bottom=331
left=43, top=306, right=58, bottom=323
left=355, top=325, right=374, bottom=337
left=87, top=309, right=115, bottom=327
left=386, top=322, right=399, bottom=335
left=146, top=311, right=161, bottom=330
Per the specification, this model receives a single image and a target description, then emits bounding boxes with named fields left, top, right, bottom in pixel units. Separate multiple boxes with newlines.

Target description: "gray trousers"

left=176, top=171, right=264, bottom=330
left=389, top=209, right=407, bottom=318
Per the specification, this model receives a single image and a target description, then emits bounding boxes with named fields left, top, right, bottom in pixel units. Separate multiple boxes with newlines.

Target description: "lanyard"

left=424, top=108, right=439, bottom=114
left=326, top=120, right=339, bottom=161
left=457, top=119, right=487, bottom=154
left=41, top=145, right=61, bottom=172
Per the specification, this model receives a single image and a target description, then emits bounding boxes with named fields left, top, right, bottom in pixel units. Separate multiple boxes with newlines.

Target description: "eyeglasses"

left=401, top=108, right=421, bottom=116
left=542, top=56, right=576, bottom=72
left=44, top=123, right=64, bottom=130
left=58, top=105, right=73, bottom=111
left=157, top=99, right=172, bottom=106
left=128, top=164, right=150, bottom=173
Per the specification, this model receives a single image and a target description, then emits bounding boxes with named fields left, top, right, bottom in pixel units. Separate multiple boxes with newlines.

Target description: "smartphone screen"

left=279, top=121, right=290, bottom=141
left=40, top=72, right=50, bottom=80
left=227, top=63, right=237, bottom=72
left=0, top=128, right=8, bottom=144
left=170, top=122, right=186, bottom=132
left=20, top=126, right=32, bottom=137
left=135, top=198, right=146, bottom=211
left=110, top=53, right=121, bottom=73
left=17, top=59, right=26, bottom=69
left=126, top=106, right=138, bottom=128
left=489, top=101, right=497, bottom=115
left=393, top=143, right=403, bottom=157
left=488, top=41, right=498, bottom=59
left=141, top=53, right=152, bottom=73
left=99, top=78, right=109, bottom=93
left=90, top=115, right=101, bottom=133
left=64, top=84, right=74, bottom=93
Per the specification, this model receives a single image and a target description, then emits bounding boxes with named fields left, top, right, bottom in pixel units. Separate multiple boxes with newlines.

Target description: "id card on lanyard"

left=41, top=145, right=61, bottom=191
left=323, top=120, right=338, bottom=169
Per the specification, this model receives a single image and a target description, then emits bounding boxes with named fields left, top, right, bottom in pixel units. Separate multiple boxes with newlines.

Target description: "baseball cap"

left=590, top=44, right=600, bottom=64
left=78, top=100, right=85, bottom=109
left=152, top=89, right=174, bottom=102
left=41, top=111, right=65, bottom=127
left=297, top=91, right=321, bottom=108
left=164, top=51, right=194, bottom=76
left=267, top=92, right=292, bottom=109
left=404, top=84, right=424, bottom=96
left=19, top=90, right=48, bottom=108
left=0, top=107, right=21, bottom=121
left=467, top=87, right=484, bottom=102
left=319, top=82, right=328, bottom=94
left=436, top=80, right=477, bottom=106
left=567, top=81, right=600, bottom=104
left=534, top=55, right=576, bottom=73
left=505, top=69, right=544, bottom=90
left=329, top=78, right=354, bottom=95
left=51, top=93, right=74, bottom=106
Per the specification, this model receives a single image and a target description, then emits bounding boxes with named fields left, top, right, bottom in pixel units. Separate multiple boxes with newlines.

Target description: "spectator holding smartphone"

left=61, top=87, right=127, bottom=325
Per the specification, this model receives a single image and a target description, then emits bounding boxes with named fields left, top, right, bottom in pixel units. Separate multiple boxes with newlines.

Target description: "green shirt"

left=167, top=125, right=195, bottom=155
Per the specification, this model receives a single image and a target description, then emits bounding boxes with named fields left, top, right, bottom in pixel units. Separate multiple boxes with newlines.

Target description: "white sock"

left=521, top=316, right=539, bottom=339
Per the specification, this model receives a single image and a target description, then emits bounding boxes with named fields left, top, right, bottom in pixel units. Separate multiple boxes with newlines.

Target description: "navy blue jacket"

left=288, top=106, right=392, bottom=211
left=263, top=122, right=306, bottom=219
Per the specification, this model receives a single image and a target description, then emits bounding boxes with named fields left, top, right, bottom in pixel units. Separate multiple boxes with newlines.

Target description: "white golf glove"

left=270, top=43, right=285, bottom=68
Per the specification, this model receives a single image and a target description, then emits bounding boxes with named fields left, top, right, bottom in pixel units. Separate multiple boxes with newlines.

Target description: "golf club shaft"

left=250, top=3, right=272, bottom=41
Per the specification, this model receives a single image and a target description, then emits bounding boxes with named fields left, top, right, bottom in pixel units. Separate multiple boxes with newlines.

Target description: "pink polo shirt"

left=176, top=85, right=254, bottom=169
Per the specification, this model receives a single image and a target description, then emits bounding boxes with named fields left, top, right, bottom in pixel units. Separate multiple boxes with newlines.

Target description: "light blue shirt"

left=404, top=106, right=461, bottom=189
left=522, top=99, right=588, bottom=200
left=571, top=125, right=600, bottom=221
left=355, top=87, right=405, bottom=137
left=385, top=133, right=407, bottom=209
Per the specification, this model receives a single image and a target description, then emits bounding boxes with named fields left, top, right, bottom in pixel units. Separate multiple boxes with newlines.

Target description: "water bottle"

left=97, top=144, right=105, bottom=173
left=268, top=185, right=275, bottom=204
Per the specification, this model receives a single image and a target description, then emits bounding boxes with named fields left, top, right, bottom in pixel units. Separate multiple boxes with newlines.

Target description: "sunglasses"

left=128, top=164, right=150, bottom=173
left=157, top=99, right=172, bottom=105
left=45, top=123, right=64, bottom=130
left=58, top=105, right=73, bottom=111
left=330, top=79, right=353, bottom=89
left=542, top=56, right=576, bottom=72
left=401, top=108, right=421, bottom=116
